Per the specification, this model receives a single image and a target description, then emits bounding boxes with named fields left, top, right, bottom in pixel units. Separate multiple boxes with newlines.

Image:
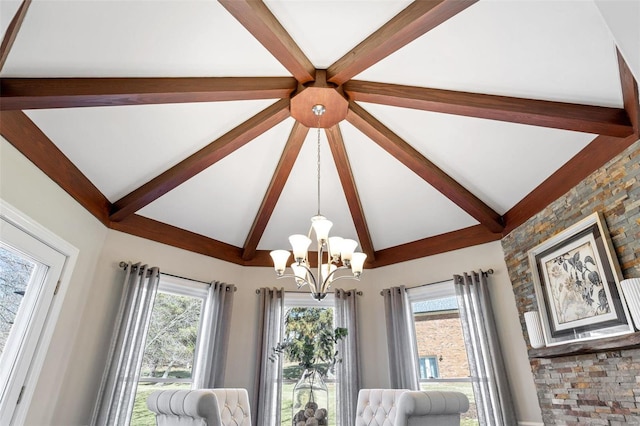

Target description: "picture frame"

left=528, top=212, right=633, bottom=346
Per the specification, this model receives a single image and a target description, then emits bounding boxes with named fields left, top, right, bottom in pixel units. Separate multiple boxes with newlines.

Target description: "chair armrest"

left=395, top=391, right=469, bottom=425
left=147, top=389, right=220, bottom=420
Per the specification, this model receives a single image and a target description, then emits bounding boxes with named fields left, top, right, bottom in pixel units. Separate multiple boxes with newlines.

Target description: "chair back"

left=147, top=388, right=251, bottom=426
left=355, top=389, right=408, bottom=426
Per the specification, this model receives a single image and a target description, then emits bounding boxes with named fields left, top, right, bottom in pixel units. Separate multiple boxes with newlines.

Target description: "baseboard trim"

left=519, top=422, right=544, bottom=426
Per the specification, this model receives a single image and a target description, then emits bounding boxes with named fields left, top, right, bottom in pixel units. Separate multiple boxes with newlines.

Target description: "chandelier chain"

left=316, top=113, right=321, bottom=216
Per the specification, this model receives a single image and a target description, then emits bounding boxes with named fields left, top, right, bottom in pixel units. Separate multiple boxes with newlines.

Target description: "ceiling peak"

left=290, top=70, right=348, bottom=128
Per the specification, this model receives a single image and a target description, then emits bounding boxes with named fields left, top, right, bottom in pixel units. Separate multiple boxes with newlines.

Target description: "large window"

left=408, top=281, right=479, bottom=426
left=0, top=201, right=76, bottom=426
left=280, top=293, right=337, bottom=426
left=130, top=276, right=207, bottom=425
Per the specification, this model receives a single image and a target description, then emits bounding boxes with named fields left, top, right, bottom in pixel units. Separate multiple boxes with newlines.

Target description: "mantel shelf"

left=528, top=332, right=640, bottom=359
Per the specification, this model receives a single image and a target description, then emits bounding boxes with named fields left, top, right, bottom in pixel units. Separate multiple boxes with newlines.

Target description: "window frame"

left=407, top=280, right=474, bottom=386
left=0, top=200, right=78, bottom=426
left=136, top=274, right=209, bottom=388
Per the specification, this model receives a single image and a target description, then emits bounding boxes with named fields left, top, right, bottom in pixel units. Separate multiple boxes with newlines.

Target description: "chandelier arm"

left=274, top=273, right=311, bottom=289
left=295, top=261, right=318, bottom=290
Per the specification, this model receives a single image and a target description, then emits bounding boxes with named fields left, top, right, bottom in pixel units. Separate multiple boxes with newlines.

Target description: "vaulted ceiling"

left=1, top=0, right=638, bottom=268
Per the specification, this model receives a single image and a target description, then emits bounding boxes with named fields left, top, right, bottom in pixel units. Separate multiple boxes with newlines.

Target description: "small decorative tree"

left=270, top=307, right=347, bottom=426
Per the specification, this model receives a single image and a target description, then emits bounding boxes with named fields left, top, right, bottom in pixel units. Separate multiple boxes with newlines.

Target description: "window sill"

left=528, top=332, right=640, bottom=359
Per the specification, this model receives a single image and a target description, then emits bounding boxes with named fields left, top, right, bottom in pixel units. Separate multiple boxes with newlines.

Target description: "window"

left=130, top=275, right=207, bottom=426
left=0, top=201, right=77, bottom=426
left=280, top=293, right=337, bottom=426
left=408, top=281, right=479, bottom=425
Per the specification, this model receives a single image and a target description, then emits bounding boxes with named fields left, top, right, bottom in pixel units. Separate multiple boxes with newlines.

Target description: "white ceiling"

left=0, top=0, right=631, bottom=257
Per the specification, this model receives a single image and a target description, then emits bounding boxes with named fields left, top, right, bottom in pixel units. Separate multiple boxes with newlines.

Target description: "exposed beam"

left=110, top=215, right=246, bottom=265
left=0, top=77, right=297, bottom=110
left=0, top=0, right=31, bottom=73
left=110, top=98, right=291, bottom=221
left=218, top=0, right=315, bottom=83
left=502, top=133, right=639, bottom=235
left=327, top=0, right=477, bottom=85
left=242, top=121, right=309, bottom=260
left=325, top=125, right=375, bottom=261
left=371, top=225, right=501, bottom=268
left=0, top=110, right=111, bottom=225
left=618, top=49, right=640, bottom=136
left=346, top=102, right=504, bottom=233
left=344, top=80, right=634, bottom=138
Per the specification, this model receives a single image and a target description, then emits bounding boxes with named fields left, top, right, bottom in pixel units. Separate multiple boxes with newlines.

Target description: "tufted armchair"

left=395, top=390, right=469, bottom=426
left=146, top=388, right=251, bottom=426
left=355, top=389, right=408, bottom=426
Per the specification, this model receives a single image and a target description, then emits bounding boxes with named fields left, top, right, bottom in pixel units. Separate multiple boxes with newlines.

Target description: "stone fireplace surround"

left=501, top=139, right=640, bottom=425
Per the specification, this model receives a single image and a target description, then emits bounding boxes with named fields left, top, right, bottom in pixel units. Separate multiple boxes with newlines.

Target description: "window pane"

left=280, top=307, right=337, bottom=426
left=412, top=296, right=478, bottom=425
left=131, top=292, right=203, bottom=426
left=0, top=245, right=36, bottom=358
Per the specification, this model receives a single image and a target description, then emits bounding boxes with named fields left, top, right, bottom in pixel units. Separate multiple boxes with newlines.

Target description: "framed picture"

left=528, top=212, right=633, bottom=346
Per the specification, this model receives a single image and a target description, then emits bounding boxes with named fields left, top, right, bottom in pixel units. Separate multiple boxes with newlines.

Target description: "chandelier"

left=269, top=104, right=367, bottom=300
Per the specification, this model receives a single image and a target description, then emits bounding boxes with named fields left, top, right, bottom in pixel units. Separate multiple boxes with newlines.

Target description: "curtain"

left=93, top=262, right=160, bottom=426
left=334, top=288, right=360, bottom=426
left=193, top=281, right=236, bottom=388
left=454, top=271, right=517, bottom=426
left=253, top=287, right=285, bottom=426
left=382, top=285, right=420, bottom=390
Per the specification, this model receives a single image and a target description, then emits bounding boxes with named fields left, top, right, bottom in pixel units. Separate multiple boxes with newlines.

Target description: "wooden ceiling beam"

left=0, top=77, right=297, bottom=110
left=242, top=121, right=309, bottom=261
left=325, top=125, right=375, bottom=261
left=218, top=0, right=315, bottom=83
left=618, top=49, right=639, bottom=136
left=109, top=98, right=291, bottom=222
left=371, top=225, right=501, bottom=268
left=344, top=80, right=634, bottom=137
left=327, top=0, right=477, bottom=85
left=502, top=133, right=639, bottom=234
left=346, top=101, right=504, bottom=233
left=0, top=110, right=111, bottom=225
left=0, top=0, right=31, bottom=73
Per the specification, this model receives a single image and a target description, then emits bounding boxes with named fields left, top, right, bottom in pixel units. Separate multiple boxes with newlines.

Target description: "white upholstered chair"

left=355, top=389, right=469, bottom=426
left=355, top=389, right=408, bottom=426
left=395, top=390, right=469, bottom=426
left=146, top=388, right=251, bottom=426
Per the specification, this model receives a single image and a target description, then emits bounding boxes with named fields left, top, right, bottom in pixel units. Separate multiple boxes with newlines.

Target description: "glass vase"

left=291, top=368, right=329, bottom=426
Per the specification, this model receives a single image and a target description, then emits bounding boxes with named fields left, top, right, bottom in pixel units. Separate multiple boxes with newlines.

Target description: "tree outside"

left=0, top=245, right=35, bottom=357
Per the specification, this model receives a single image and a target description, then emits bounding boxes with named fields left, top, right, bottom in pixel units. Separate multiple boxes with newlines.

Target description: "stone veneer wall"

left=501, top=139, right=640, bottom=425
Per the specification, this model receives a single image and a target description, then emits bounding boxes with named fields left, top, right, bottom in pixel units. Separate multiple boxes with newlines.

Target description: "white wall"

left=1, top=135, right=542, bottom=424
left=0, top=137, right=108, bottom=425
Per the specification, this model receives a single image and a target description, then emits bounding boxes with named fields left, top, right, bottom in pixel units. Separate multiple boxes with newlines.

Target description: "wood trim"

left=242, top=121, right=309, bottom=260
left=218, top=0, right=315, bottom=83
left=324, top=125, right=375, bottom=261
left=370, top=225, right=502, bottom=268
left=618, top=49, right=640, bottom=136
left=344, top=80, right=634, bottom=137
left=110, top=215, right=246, bottom=264
left=110, top=98, right=291, bottom=221
left=327, top=0, right=477, bottom=85
left=346, top=101, right=504, bottom=233
left=0, top=0, right=31, bottom=73
left=502, top=133, right=639, bottom=235
left=0, top=77, right=297, bottom=110
left=0, top=110, right=111, bottom=225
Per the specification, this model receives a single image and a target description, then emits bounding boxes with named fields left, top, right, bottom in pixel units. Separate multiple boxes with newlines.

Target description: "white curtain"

left=193, top=281, right=235, bottom=388
left=334, top=288, right=360, bottom=426
left=253, top=287, right=285, bottom=426
left=454, top=271, right=517, bottom=426
left=382, top=285, right=420, bottom=390
left=93, top=262, right=160, bottom=426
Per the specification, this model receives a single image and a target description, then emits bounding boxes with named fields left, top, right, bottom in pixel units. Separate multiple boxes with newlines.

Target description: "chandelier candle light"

left=270, top=104, right=367, bottom=301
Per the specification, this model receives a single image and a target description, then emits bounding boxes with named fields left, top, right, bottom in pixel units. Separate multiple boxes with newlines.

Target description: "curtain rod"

left=118, top=261, right=235, bottom=290
left=379, top=269, right=495, bottom=295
